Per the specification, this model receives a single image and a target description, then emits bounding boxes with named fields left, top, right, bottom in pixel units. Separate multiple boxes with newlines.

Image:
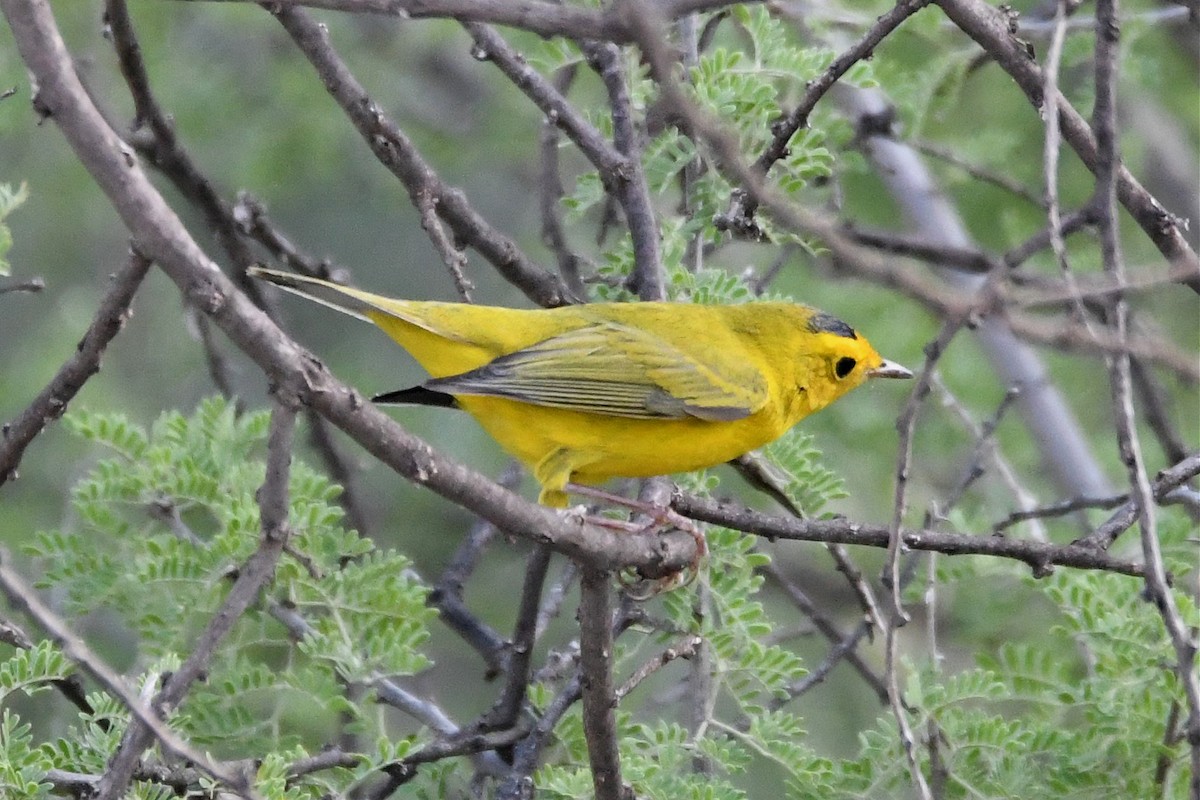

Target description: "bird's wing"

left=424, top=321, right=768, bottom=421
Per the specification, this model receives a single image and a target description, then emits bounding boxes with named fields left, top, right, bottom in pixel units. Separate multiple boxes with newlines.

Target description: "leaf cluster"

left=4, top=398, right=436, bottom=797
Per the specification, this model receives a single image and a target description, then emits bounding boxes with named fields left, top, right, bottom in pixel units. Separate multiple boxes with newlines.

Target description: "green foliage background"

left=0, top=0, right=1196, bottom=797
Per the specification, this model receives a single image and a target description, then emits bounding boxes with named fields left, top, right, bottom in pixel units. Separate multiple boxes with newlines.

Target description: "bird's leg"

left=565, top=483, right=705, bottom=551
left=564, top=482, right=708, bottom=562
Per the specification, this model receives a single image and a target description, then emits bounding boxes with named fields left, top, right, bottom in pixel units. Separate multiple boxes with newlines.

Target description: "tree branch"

left=673, top=492, right=1146, bottom=578
left=0, top=549, right=257, bottom=797
left=270, top=4, right=572, bottom=308
left=185, top=0, right=757, bottom=42
left=935, top=0, right=1200, bottom=286
left=0, top=249, right=151, bottom=486
left=577, top=569, right=625, bottom=800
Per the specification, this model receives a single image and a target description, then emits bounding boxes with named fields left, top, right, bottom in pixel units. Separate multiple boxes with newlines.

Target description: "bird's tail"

left=248, top=266, right=389, bottom=322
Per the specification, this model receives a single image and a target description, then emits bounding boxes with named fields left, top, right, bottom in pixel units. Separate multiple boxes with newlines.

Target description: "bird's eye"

left=834, top=357, right=857, bottom=379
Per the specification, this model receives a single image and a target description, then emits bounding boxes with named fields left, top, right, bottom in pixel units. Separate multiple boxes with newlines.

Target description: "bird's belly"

left=457, top=396, right=785, bottom=484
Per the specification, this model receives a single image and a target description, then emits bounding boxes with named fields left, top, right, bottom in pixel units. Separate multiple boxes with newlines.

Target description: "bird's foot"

left=563, top=482, right=707, bottom=596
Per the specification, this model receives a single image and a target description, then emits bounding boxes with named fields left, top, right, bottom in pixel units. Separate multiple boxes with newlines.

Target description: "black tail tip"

left=372, top=386, right=460, bottom=409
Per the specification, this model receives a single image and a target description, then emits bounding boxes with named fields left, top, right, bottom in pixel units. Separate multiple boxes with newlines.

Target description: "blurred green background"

left=1, top=0, right=1196, bottom=766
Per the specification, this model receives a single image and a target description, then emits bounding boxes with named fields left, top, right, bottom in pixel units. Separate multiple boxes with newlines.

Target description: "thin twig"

left=1091, top=1, right=1200, bottom=787
left=615, top=635, right=703, bottom=701
left=582, top=40, right=666, bottom=300
left=762, top=561, right=890, bottom=703
left=416, top=186, right=474, bottom=301
left=184, top=0, right=760, bottom=43
left=910, top=138, right=1046, bottom=209
left=496, top=673, right=583, bottom=799
left=0, top=276, right=44, bottom=294
left=480, top=544, right=552, bottom=729
left=754, top=0, right=931, bottom=176
left=1001, top=207, right=1092, bottom=268
left=232, top=192, right=343, bottom=279
left=428, top=463, right=521, bottom=676
left=104, top=0, right=267, bottom=303
left=1075, top=452, right=1200, bottom=550
left=536, top=65, right=591, bottom=297
left=0, top=616, right=96, bottom=719
left=935, top=0, right=1200, bottom=284
left=0, top=250, right=151, bottom=486
left=993, top=493, right=1128, bottom=534
left=269, top=5, right=571, bottom=308
left=932, top=378, right=1046, bottom=540
left=885, top=321, right=967, bottom=800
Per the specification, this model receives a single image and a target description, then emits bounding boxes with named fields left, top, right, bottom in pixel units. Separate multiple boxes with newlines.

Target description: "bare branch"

left=582, top=40, right=665, bottom=300
left=1091, top=0, right=1200, bottom=780
left=270, top=4, right=572, bottom=308
left=615, top=635, right=702, bottom=701
left=0, top=249, right=151, bottom=486
left=762, top=561, right=889, bottom=702
left=479, top=545, right=552, bottom=730
left=935, top=0, right=1200, bottom=286
left=673, top=493, right=1146, bottom=578
left=184, top=0, right=757, bottom=42
left=754, top=0, right=931, bottom=176
left=577, top=569, right=625, bottom=800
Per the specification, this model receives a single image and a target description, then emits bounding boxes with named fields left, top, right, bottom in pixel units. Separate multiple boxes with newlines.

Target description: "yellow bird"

left=250, top=268, right=911, bottom=507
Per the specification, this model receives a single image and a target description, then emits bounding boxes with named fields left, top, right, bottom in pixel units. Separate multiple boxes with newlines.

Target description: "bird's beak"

left=867, top=360, right=914, bottom=380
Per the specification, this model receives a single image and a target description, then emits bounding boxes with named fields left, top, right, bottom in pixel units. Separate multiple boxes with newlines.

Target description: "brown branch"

left=232, top=192, right=343, bottom=280
left=935, top=0, right=1200, bottom=286
left=1074, top=452, right=1200, bottom=550
left=845, top=225, right=1002, bottom=273
left=672, top=493, right=1146, bottom=578
left=464, top=24, right=625, bottom=178
left=269, top=4, right=571, bottom=308
left=577, top=569, right=625, bottom=800
left=762, top=561, right=889, bottom=702
left=185, top=0, right=758, bottom=42
left=0, top=616, right=96, bottom=721
left=537, top=66, right=591, bottom=297
left=0, top=249, right=151, bottom=487
left=909, top=137, right=1046, bottom=209
left=428, top=463, right=521, bottom=675
left=0, top=275, right=44, bottom=294
left=105, top=0, right=267, bottom=302
left=885, top=320, right=965, bottom=800
left=416, top=186, right=475, bottom=302
left=754, top=0, right=932, bottom=175
left=1091, top=0, right=1200, bottom=773
left=478, top=544, right=552, bottom=730
left=582, top=40, right=666, bottom=300
left=993, top=493, right=1129, bottom=534
left=107, top=0, right=374, bottom=537
left=614, top=635, right=702, bottom=701
left=496, top=673, right=583, bottom=799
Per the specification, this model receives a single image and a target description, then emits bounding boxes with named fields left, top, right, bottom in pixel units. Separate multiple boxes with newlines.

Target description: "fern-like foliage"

left=8, top=398, right=434, bottom=796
